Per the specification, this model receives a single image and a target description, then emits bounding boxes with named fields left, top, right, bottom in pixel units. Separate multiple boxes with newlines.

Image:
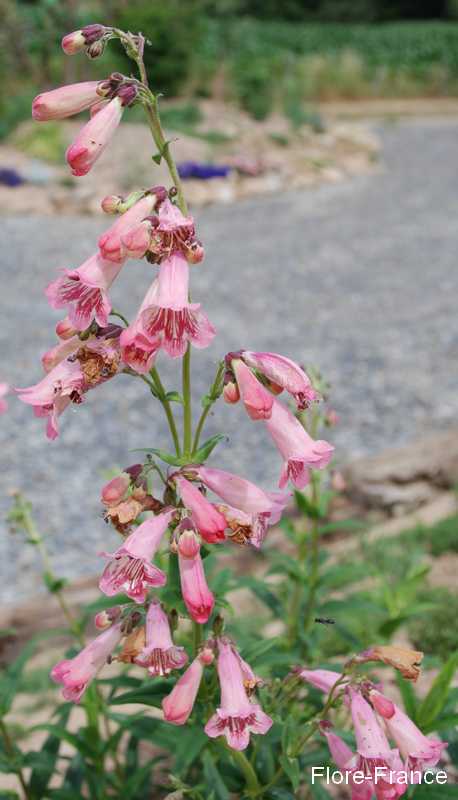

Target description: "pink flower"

left=0, top=383, right=9, bottom=415
left=265, top=398, right=334, bottom=489
left=66, top=96, right=124, bottom=176
left=370, top=691, right=446, bottom=778
left=241, top=351, right=318, bottom=410
left=194, top=466, right=287, bottom=516
left=175, top=476, right=226, bottom=544
left=99, top=509, right=175, bottom=603
left=231, top=359, right=273, bottom=420
left=205, top=639, right=272, bottom=750
left=51, top=623, right=122, bottom=702
left=41, top=335, right=81, bottom=373
left=135, top=599, right=188, bottom=676
left=101, top=473, right=131, bottom=506
left=122, top=197, right=204, bottom=264
left=348, top=690, right=407, bottom=799
left=16, top=359, right=84, bottom=439
left=46, top=253, right=123, bottom=331
left=55, top=317, right=77, bottom=340
left=178, top=531, right=215, bottom=623
left=32, top=81, right=102, bottom=121
left=119, top=286, right=161, bottom=374
left=98, top=194, right=159, bottom=263
left=162, top=654, right=205, bottom=725
left=139, top=253, right=215, bottom=358
left=320, top=724, right=373, bottom=800
left=298, top=668, right=344, bottom=694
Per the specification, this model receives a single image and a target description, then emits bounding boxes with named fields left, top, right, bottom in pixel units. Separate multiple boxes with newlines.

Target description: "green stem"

left=192, top=360, right=225, bottom=454
left=221, top=741, right=261, bottom=795
left=0, top=719, right=31, bottom=799
left=150, top=367, right=181, bottom=456
left=192, top=620, right=203, bottom=657
left=302, top=475, right=321, bottom=633
left=182, top=345, right=192, bottom=457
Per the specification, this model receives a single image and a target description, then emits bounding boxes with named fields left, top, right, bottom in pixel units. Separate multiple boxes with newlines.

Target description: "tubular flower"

left=217, top=502, right=281, bottom=549
left=162, top=653, right=207, bottom=725
left=139, top=253, right=215, bottom=358
left=51, top=623, right=123, bottom=702
left=370, top=691, right=446, bottom=779
left=194, top=465, right=289, bottom=516
left=265, top=398, right=334, bottom=489
left=298, top=668, right=345, bottom=695
left=32, top=81, right=103, bottom=121
left=178, top=530, right=215, bottom=623
left=66, top=96, right=124, bottom=176
left=241, top=351, right=318, bottom=410
left=122, top=197, right=204, bottom=264
left=17, top=339, right=120, bottom=439
left=348, top=690, right=407, bottom=800
left=205, top=639, right=273, bottom=750
left=356, top=645, right=423, bottom=683
left=98, top=193, right=160, bottom=263
left=174, top=475, right=226, bottom=544
left=119, top=285, right=162, bottom=374
left=231, top=358, right=273, bottom=420
left=99, top=509, right=175, bottom=603
left=46, top=253, right=124, bottom=331
left=135, top=599, right=188, bottom=676
left=320, top=724, right=373, bottom=800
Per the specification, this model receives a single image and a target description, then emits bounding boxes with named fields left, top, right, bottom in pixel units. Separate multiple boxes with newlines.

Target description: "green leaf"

left=410, top=784, right=458, bottom=800
left=237, top=576, right=283, bottom=616
left=279, top=755, right=300, bottom=791
left=165, top=391, right=183, bottom=404
left=110, top=679, right=173, bottom=707
left=417, top=652, right=458, bottom=730
left=424, top=713, right=458, bottom=734
left=29, top=704, right=72, bottom=799
left=42, top=572, right=68, bottom=594
left=192, top=434, right=226, bottom=464
left=294, top=490, right=321, bottom=519
left=202, top=751, right=230, bottom=799
left=135, top=447, right=185, bottom=467
left=31, top=725, right=93, bottom=759
left=304, top=776, right=332, bottom=799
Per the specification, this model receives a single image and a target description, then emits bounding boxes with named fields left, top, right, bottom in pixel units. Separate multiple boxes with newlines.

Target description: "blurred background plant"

left=4, top=0, right=458, bottom=138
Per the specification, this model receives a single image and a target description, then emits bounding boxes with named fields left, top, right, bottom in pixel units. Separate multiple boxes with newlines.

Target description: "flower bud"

left=117, top=84, right=138, bottom=107
left=61, top=30, right=87, bottom=55
left=198, top=647, right=215, bottom=666
left=177, top=528, right=201, bottom=559
left=101, top=473, right=130, bottom=506
left=94, top=606, right=121, bottom=630
left=87, top=40, right=105, bottom=59
left=55, top=317, right=77, bottom=340
left=101, top=194, right=124, bottom=215
left=369, top=690, right=395, bottom=719
left=223, top=379, right=240, bottom=404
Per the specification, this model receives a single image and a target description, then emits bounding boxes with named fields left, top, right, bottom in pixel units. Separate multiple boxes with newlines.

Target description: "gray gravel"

left=1, top=117, right=458, bottom=603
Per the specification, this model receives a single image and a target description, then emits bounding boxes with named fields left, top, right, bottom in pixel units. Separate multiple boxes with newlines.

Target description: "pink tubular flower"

left=265, top=398, right=334, bottom=489
left=175, top=476, right=226, bottom=544
left=98, top=194, right=159, bottom=263
left=41, top=335, right=81, bottom=373
left=122, top=197, right=203, bottom=264
left=194, top=466, right=279, bottom=515
left=135, top=599, right=188, bottom=676
left=51, top=622, right=122, bottom=702
left=205, top=639, right=272, bottom=750
left=320, top=724, right=373, bottom=800
left=162, top=654, right=205, bottom=725
left=348, top=690, right=407, bottom=799
left=231, top=359, right=273, bottom=421
left=370, top=691, right=446, bottom=778
left=298, top=668, right=344, bottom=695
left=178, top=533, right=215, bottom=623
left=241, top=351, right=318, bottom=410
left=32, top=81, right=102, bottom=121
left=0, top=383, right=9, bottom=415
left=66, top=96, right=124, bottom=176
left=16, top=358, right=83, bottom=439
left=139, top=253, right=215, bottom=358
left=99, top=509, right=175, bottom=603
left=46, top=253, right=123, bottom=330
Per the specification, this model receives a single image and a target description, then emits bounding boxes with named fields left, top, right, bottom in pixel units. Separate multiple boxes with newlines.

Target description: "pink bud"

left=32, top=81, right=101, bottom=122
left=199, top=647, right=215, bottom=666
left=121, top=220, right=152, bottom=259
left=101, top=195, right=124, bottom=215
left=223, top=380, right=240, bottom=404
left=66, top=96, right=123, bottom=177
left=55, top=317, right=77, bottom=340
left=62, top=30, right=87, bottom=55
left=101, top=473, right=130, bottom=506
left=369, top=690, right=396, bottom=719
left=177, top=529, right=201, bottom=559
left=94, top=607, right=121, bottom=630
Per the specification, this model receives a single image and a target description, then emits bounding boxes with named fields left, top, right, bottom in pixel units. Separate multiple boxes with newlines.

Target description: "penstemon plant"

left=4, top=23, right=451, bottom=800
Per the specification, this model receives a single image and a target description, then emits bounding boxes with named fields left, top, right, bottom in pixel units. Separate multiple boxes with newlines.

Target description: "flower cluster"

left=21, top=25, right=336, bottom=753
left=299, top=665, right=446, bottom=798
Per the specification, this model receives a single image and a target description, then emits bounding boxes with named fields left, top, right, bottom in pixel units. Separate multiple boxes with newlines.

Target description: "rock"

left=342, top=428, right=458, bottom=514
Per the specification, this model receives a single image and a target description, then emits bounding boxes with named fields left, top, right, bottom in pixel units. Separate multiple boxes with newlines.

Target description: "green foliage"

left=409, top=588, right=458, bottom=660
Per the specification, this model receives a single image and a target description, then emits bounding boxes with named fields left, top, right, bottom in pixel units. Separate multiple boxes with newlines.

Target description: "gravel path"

left=1, top=117, right=458, bottom=602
